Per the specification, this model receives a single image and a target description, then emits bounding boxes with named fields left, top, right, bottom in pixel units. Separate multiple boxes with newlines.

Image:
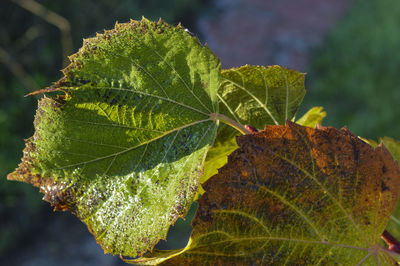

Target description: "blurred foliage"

left=302, top=0, right=400, bottom=139
left=0, top=0, right=209, bottom=259
left=0, top=74, right=44, bottom=254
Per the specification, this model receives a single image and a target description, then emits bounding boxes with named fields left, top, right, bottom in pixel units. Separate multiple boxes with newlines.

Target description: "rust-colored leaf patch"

left=158, top=121, right=400, bottom=265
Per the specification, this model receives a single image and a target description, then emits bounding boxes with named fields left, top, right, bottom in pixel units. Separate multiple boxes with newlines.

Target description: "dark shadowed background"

left=1, top=0, right=400, bottom=265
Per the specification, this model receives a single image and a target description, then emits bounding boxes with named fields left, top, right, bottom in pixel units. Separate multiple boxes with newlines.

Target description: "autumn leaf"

left=201, top=65, right=306, bottom=190
left=374, top=137, right=400, bottom=244
left=7, top=18, right=220, bottom=257
left=141, top=122, right=400, bottom=265
left=199, top=104, right=326, bottom=195
left=359, top=137, right=400, bottom=241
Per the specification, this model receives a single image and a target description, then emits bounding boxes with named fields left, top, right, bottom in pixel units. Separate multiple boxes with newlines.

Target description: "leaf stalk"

left=382, top=230, right=400, bottom=254
left=210, top=113, right=251, bottom=135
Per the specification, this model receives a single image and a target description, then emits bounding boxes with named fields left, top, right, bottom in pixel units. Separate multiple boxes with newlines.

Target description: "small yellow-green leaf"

left=296, top=106, right=326, bottom=127
left=7, top=18, right=220, bottom=257
left=199, top=137, right=237, bottom=195
left=201, top=65, right=306, bottom=190
left=360, top=137, right=379, bottom=147
left=157, top=122, right=400, bottom=265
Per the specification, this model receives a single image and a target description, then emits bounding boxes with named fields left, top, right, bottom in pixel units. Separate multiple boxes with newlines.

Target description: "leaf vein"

left=130, top=34, right=212, bottom=113
left=265, top=148, right=370, bottom=246
left=259, top=186, right=324, bottom=240
left=53, top=118, right=212, bottom=170
left=69, top=86, right=210, bottom=116
left=221, top=77, right=279, bottom=125
left=66, top=119, right=164, bottom=133
left=216, top=93, right=241, bottom=124
left=214, top=209, right=270, bottom=234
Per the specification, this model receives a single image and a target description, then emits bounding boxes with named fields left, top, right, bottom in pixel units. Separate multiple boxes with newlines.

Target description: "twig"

left=382, top=230, right=400, bottom=254
left=12, top=0, right=73, bottom=67
left=14, top=26, right=42, bottom=50
left=0, top=46, right=39, bottom=92
left=245, top=124, right=258, bottom=133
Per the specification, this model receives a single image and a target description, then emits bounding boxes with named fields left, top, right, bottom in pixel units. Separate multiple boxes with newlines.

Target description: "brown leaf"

left=161, top=121, right=400, bottom=265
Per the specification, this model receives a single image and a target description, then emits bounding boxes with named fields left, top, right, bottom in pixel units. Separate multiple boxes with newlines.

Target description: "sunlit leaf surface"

left=7, top=18, right=220, bottom=257
left=219, top=65, right=306, bottom=129
left=296, top=106, right=326, bottom=127
left=201, top=65, right=306, bottom=188
left=149, top=122, right=400, bottom=265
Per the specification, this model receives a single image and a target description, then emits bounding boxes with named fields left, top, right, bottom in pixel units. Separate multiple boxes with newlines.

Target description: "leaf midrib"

left=68, top=86, right=211, bottom=116
left=51, top=118, right=213, bottom=170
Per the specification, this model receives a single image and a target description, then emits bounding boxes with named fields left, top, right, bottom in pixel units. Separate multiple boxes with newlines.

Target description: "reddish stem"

left=382, top=230, right=400, bottom=254
left=245, top=124, right=258, bottom=133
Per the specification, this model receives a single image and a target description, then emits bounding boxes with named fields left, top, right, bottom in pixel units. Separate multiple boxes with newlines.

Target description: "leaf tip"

left=6, top=171, right=18, bottom=181
left=140, top=16, right=149, bottom=23
left=25, top=84, right=62, bottom=96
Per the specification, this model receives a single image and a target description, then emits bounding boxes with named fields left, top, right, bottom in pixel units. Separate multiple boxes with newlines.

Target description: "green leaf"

left=219, top=65, right=306, bottom=130
left=199, top=137, right=237, bottom=195
left=7, top=18, right=220, bottom=257
left=200, top=65, right=306, bottom=190
left=296, top=106, right=326, bottom=127
left=151, top=122, right=400, bottom=265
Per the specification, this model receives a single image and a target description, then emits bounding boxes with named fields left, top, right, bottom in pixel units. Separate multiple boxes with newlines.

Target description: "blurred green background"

left=1, top=0, right=400, bottom=265
left=300, top=0, right=400, bottom=140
